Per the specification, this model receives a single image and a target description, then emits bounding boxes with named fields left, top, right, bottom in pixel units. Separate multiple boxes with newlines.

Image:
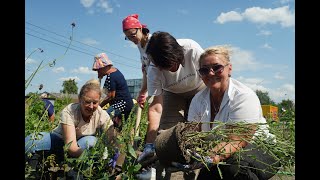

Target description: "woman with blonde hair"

left=25, top=79, right=114, bottom=159
left=184, top=45, right=280, bottom=179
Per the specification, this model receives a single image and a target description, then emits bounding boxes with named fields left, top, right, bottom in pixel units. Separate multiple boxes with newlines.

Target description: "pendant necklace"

left=210, top=97, right=220, bottom=128
left=212, top=101, right=219, bottom=116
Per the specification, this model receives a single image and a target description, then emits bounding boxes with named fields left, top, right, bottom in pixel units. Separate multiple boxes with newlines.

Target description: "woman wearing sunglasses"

left=186, top=45, right=280, bottom=179
left=122, top=14, right=151, bottom=108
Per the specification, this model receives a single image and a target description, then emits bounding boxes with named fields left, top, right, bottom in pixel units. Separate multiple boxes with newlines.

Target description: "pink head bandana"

left=92, top=53, right=113, bottom=71
left=122, top=14, right=147, bottom=31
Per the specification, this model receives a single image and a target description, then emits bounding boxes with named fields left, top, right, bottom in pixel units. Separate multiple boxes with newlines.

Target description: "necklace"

left=210, top=95, right=221, bottom=115
left=212, top=100, right=219, bottom=115
left=210, top=98, right=220, bottom=128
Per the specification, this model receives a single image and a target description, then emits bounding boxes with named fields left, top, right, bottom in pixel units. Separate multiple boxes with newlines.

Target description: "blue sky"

left=25, top=0, right=295, bottom=103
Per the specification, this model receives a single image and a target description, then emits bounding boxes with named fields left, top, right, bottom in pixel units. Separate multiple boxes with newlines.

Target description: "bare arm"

left=100, top=90, right=116, bottom=107
left=61, top=124, right=83, bottom=158
left=140, top=70, right=148, bottom=95
left=145, top=95, right=163, bottom=143
left=136, top=70, right=148, bottom=108
left=49, top=114, right=55, bottom=123
left=210, top=124, right=257, bottom=163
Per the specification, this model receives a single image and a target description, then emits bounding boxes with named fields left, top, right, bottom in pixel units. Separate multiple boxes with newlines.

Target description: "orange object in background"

left=261, top=105, right=279, bottom=122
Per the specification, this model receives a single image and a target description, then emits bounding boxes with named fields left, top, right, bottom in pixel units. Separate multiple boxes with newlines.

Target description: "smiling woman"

left=25, top=79, right=115, bottom=162
left=186, top=45, right=281, bottom=179
left=122, top=14, right=152, bottom=109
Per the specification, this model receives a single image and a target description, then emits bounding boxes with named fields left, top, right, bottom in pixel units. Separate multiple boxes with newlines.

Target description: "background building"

left=126, top=78, right=142, bottom=99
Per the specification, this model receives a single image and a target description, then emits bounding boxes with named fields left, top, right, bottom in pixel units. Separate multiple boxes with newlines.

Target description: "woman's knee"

left=25, top=132, right=51, bottom=154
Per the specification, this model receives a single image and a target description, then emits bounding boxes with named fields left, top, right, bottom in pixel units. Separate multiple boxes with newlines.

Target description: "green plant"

left=185, top=109, right=295, bottom=177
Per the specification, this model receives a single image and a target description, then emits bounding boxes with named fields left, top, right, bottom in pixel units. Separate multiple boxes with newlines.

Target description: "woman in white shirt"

left=137, top=31, right=206, bottom=163
left=187, top=45, right=280, bottom=179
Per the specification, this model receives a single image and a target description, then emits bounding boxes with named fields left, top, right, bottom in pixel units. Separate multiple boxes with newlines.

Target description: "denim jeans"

left=197, top=143, right=281, bottom=180
left=106, top=106, right=122, bottom=117
left=25, top=132, right=97, bottom=155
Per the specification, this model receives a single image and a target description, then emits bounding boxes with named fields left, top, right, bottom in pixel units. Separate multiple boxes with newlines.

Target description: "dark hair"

left=146, top=31, right=184, bottom=69
left=142, top=28, right=149, bottom=35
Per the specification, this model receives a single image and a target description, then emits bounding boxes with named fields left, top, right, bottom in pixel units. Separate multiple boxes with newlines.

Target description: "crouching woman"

left=186, top=45, right=280, bottom=180
left=25, top=79, right=114, bottom=159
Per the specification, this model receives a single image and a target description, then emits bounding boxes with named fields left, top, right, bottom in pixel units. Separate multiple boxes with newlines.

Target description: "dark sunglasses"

left=198, top=64, right=229, bottom=76
left=125, top=28, right=139, bottom=40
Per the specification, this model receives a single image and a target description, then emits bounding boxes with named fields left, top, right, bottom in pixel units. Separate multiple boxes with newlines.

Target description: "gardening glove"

left=171, top=150, right=213, bottom=170
left=109, top=149, right=120, bottom=168
left=137, top=143, right=155, bottom=163
left=137, top=93, right=147, bottom=108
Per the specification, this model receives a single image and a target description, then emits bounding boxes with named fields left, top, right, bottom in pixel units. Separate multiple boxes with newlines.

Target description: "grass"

left=25, top=95, right=295, bottom=179
left=25, top=96, right=150, bottom=179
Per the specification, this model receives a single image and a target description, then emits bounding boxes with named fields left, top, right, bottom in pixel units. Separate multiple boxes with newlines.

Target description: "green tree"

left=255, top=90, right=275, bottom=105
left=61, top=79, right=78, bottom=94
left=277, top=99, right=295, bottom=113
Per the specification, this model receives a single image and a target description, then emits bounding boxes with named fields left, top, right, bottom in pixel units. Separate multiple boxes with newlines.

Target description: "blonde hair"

left=199, top=45, right=232, bottom=66
left=78, top=79, right=102, bottom=99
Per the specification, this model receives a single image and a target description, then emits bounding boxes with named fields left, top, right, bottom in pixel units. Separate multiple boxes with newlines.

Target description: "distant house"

left=25, top=92, right=78, bottom=105
left=50, top=93, right=79, bottom=103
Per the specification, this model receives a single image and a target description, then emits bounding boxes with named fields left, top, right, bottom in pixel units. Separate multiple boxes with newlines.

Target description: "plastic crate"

left=261, top=105, right=278, bottom=121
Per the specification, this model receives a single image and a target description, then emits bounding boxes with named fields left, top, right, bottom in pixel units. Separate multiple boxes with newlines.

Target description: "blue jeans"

left=106, top=106, right=122, bottom=117
left=197, top=143, right=280, bottom=180
left=25, top=132, right=97, bottom=155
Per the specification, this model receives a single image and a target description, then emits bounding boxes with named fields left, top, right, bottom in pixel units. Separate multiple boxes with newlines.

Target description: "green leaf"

left=128, top=145, right=137, bottom=158
left=134, top=164, right=142, bottom=172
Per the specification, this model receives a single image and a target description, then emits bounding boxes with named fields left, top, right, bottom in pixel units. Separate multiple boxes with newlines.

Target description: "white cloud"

left=261, top=43, right=272, bottom=49
left=80, top=0, right=95, bottom=8
left=237, top=76, right=265, bottom=86
left=230, top=46, right=261, bottom=71
left=215, top=6, right=294, bottom=27
left=268, top=83, right=295, bottom=103
left=59, top=76, right=81, bottom=82
left=97, top=0, right=113, bottom=13
left=257, top=30, right=272, bottom=36
left=216, top=11, right=243, bottom=24
left=274, top=72, right=285, bottom=80
left=25, top=58, right=37, bottom=64
left=280, top=0, right=291, bottom=4
left=228, top=46, right=288, bottom=73
left=282, top=83, right=295, bottom=92
left=237, top=76, right=294, bottom=103
left=52, top=67, right=65, bottom=73
left=71, top=67, right=96, bottom=74
left=243, top=6, right=294, bottom=27
left=80, top=0, right=113, bottom=14
left=82, top=38, right=100, bottom=46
